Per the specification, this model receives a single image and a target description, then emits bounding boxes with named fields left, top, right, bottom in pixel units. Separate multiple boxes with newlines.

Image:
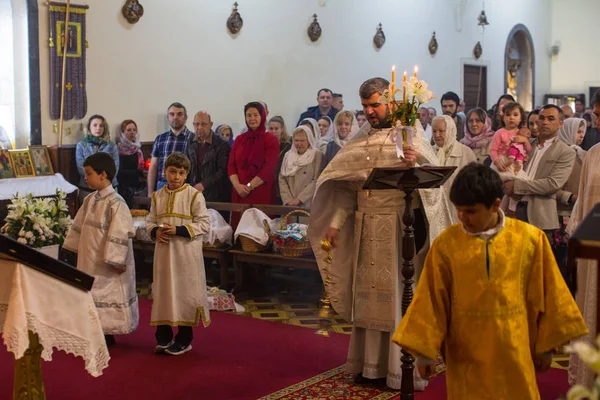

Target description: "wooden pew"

left=229, top=204, right=316, bottom=291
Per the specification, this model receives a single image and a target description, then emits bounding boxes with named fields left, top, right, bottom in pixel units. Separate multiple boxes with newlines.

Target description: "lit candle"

left=403, top=71, right=407, bottom=102
left=414, top=65, right=419, bottom=79
left=391, top=65, right=396, bottom=97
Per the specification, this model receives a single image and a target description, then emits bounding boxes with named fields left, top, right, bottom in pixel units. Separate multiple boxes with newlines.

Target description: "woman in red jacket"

left=228, top=102, right=280, bottom=228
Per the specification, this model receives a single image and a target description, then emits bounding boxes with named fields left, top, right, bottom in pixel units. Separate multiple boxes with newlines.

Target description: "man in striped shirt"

left=147, top=102, right=195, bottom=195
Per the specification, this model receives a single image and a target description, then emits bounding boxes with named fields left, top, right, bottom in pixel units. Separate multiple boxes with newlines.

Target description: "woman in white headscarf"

left=554, top=118, right=587, bottom=272
left=278, top=125, right=323, bottom=207
left=322, top=110, right=359, bottom=171
left=300, top=117, right=330, bottom=153
left=432, top=115, right=477, bottom=221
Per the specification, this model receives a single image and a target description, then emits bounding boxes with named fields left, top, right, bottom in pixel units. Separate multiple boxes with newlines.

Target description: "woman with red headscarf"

left=228, top=102, right=280, bottom=228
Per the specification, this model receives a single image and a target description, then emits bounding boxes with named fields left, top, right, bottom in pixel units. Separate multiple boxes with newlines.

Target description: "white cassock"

left=147, top=184, right=211, bottom=328
left=63, top=185, right=139, bottom=335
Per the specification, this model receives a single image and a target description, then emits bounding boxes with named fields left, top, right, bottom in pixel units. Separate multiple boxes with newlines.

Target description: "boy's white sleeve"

left=146, top=192, right=159, bottom=234
left=184, top=191, right=210, bottom=239
left=104, top=198, right=135, bottom=270
left=63, top=196, right=88, bottom=253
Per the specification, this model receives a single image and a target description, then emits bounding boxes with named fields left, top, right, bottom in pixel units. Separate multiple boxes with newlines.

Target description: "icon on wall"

left=227, top=2, right=243, bottom=35
left=428, top=32, right=438, bottom=56
left=307, top=14, right=322, bottom=42
left=473, top=41, right=483, bottom=59
left=122, top=0, right=144, bottom=24
left=373, top=23, right=385, bottom=50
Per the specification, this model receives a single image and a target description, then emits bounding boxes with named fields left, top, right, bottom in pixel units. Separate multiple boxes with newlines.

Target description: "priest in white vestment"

left=308, top=77, right=453, bottom=390
left=64, top=153, right=139, bottom=342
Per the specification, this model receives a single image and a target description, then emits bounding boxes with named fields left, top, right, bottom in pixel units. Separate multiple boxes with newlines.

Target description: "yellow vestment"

left=392, top=217, right=587, bottom=400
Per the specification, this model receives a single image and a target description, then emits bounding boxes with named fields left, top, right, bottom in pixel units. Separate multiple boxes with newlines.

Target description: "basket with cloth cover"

left=273, top=210, right=311, bottom=257
left=234, top=208, right=280, bottom=252
left=203, top=209, right=233, bottom=248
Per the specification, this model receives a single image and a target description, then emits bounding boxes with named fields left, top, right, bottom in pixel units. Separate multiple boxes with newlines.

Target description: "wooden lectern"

left=0, top=235, right=94, bottom=400
left=364, top=166, right=456, bottom=400
left=568, top=202, right=600, bottom=327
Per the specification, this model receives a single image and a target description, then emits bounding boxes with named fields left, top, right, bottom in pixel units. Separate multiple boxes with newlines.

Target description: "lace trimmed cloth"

left=0, top=259, right=110, bottom=377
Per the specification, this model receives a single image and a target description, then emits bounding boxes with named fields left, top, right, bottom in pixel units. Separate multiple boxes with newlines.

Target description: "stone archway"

left=504, top=24, right=535, bottom=111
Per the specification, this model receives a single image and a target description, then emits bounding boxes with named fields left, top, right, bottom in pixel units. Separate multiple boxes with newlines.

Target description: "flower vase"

left=38, top=244, right=59, bottom=260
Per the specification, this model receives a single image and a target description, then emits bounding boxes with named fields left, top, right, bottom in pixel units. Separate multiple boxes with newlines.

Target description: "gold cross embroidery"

left=66, top=82, right=73, bottom=90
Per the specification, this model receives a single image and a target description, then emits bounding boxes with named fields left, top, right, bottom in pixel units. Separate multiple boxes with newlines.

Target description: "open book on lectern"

left=363, top=166, right=457, bottom=191
left=0, top=234, right=94, bottom=291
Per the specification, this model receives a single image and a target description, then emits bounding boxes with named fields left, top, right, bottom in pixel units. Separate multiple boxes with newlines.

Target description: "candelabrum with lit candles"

left=316, top=239, right=336, bottom=337
left=380, top=66, right=435, bottom=149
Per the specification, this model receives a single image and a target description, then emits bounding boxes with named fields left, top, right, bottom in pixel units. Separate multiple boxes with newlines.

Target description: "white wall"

left=550, top=0, right=599, bottom=101
left=36, top=0, right=553, bottom=145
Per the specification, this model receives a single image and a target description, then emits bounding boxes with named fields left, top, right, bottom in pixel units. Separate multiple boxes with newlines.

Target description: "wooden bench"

left=130, top=197, right=318, bottom=291
left=231, top=204, right=316, bottom=291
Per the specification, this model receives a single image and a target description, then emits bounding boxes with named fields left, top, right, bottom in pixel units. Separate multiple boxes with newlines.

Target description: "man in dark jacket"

left=187, top=111, right=231, bottom=203
left=297, top=88, right=339, bottom=126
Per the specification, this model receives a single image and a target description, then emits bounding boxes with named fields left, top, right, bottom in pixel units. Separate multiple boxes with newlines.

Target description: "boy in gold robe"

left=392, top=163, right=588, bottom=399
left=147, top=152, right=210, bottom=356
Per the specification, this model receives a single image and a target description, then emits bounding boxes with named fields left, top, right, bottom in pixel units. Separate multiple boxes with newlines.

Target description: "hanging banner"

left=49, top=2, right=89, bottom=121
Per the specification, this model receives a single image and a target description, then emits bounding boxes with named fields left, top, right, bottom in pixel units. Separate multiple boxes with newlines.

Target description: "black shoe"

left=104, top=335, right=116, bottom=347
left=155, top=340, right=174, bottom=353
left=164, top=342, right=192, bottom=356
left=354, top=373, right=367, bottom=384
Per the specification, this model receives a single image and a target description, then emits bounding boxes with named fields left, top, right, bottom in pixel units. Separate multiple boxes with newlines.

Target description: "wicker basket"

left=203, top=239, right=227, bottom=248
left=276, top=210, right=312, bottom=257
left=238, top=219, right=272, bottom=252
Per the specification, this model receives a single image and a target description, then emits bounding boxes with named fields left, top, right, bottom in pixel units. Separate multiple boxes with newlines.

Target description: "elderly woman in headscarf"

left=432, top=115, right=477, bottom=220
left=278, top=125, right=322, bottom=207
left=228, top=102, right=280, bottom=228
left=300, top=117, right=330, bottom=153
left=460, top=108, right=495, bottom=165
left=116, top=119, right=147, bottom=207
left=76, top=114, right=120, bottom=198
left=215, top=124, right=234, bottom=147
left=321, top=110, right=359, bottom=171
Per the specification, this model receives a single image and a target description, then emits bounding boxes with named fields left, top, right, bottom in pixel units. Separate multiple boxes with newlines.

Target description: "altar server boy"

left=147, top=152, right=210, bottom=356
left=392, top=163, right=587, bottom=399
left=64, top=152, right=139, bottom=346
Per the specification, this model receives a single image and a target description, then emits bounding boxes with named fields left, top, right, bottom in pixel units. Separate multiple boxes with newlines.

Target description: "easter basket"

left=273, top=210, right=311, bottom=257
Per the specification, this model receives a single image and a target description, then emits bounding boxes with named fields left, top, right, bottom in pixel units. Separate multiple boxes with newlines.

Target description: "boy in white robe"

left=64, top=152, right=139, bottom=346
left=147, top=152, right=210, bottom=356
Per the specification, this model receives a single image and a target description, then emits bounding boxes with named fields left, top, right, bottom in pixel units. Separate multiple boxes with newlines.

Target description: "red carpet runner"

left=0, top=298, right=349, bottom=400
left=0, top=298, right=572, bottom=399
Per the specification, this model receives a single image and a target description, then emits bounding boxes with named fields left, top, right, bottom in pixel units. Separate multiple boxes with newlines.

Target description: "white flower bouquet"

left=566, top=339, right=600, bottom=399
left=1, top=189, right=72, bottom=248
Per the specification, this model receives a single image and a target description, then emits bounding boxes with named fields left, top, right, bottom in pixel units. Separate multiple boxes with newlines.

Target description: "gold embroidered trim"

left=190, top=191, right=200, bottom=216
left=150, top=306, right=210, bottom=328
left=156, top=213, right=193, bottom=220
left=184, top=224, right=196, bottom=238
left=49, top=4, right=88, bottom=13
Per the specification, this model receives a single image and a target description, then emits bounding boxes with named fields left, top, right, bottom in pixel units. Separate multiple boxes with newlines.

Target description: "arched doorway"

left=504, top=24, right=535, bottom=111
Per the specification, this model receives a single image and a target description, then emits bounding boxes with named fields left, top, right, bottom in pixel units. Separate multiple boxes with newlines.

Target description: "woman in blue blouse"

left=76, top=115, right=120, bottom=197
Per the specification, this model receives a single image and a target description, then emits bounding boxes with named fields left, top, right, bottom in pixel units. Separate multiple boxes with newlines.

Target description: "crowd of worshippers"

left=74, top=88, right=599, bottom=275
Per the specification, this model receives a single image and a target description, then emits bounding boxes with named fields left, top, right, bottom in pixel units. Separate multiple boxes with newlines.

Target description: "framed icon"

left=29, top=145, right=55, bottom=176
left=0, top=149, right=15, bottom=179
left=9, top=149, right=36, bottom=178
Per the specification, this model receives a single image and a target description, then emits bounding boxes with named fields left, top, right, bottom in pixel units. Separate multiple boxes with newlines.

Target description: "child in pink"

left=489, top=101, right=532, bottom=213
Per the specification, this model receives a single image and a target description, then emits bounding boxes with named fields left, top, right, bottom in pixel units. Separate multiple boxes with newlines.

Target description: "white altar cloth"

left=0, top=259, right=109, bottom=377
left=0, top=173, right=77, bottom=200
